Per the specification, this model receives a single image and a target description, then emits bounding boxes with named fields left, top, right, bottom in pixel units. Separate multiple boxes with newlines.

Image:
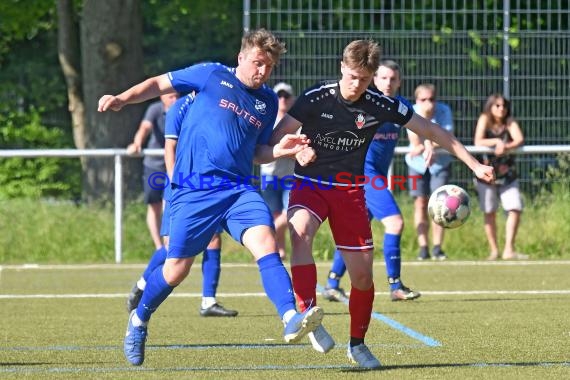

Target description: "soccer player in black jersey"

left=271, top=39, right=494, bottom=368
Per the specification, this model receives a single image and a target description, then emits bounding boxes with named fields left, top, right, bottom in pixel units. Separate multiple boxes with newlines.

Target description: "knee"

left=288, top=222, right=312, bottom=245
left=163, top=260, right=192, bottom=286
left=386, top=216, right=404, bottom=234
left=349, top=268, right=373, bottom=290
left=418, top=200, right=428, bottom=211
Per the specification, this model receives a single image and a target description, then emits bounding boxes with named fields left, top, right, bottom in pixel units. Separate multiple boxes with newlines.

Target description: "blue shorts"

left=160, top=200, right=171, bottom=237
left=168, top=185, right=273, bottom=258
left=364, top=177, right=401, bottom=220
left=160, top=201, right=224, bottom=237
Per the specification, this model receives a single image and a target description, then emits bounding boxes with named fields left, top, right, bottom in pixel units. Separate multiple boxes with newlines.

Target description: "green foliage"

left=141, top=0, right=243, bottom=73
left=0, top=108, right=81, bottom=199
left=0, top=0, right=55, bottom=62
left=533, top=153, right=570, bottom=202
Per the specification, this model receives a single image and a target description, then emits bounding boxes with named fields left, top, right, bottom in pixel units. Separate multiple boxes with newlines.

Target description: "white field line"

left=1, top=260, right=570, bottom=271
left=1, top=289, right=570, bottom=300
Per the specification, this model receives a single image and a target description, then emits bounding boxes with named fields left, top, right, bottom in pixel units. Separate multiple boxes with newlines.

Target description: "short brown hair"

left=241, top=28, right=287, bottom=65
left=342, top=40, right=381, bottom=73
left=414, top=83, right=436, bottom=99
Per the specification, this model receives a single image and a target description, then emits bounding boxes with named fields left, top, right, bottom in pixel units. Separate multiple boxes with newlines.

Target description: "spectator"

left=474, top=93, right=527, bottom=260
left=406, top=83, right=454, bottom=260
left=259, top=82, right=296, bottom=259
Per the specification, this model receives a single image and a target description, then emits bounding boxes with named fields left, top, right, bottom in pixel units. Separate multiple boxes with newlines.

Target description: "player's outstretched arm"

left=254, top=134, right=310, bottom=164
left=406, top=113, right=495, bottom=183
left=269, top=114, right=302, bottom=145
left=97, top=74, right=174, bottom=112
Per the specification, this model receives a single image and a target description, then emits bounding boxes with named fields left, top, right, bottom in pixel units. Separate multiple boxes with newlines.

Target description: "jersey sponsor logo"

left=373, top=132, right=399, bottom=141
left=314, top=131, right=366, bottom=152
left=355, top=113, right=366, bottom=129
left=398, top=102, right=409, bottom=115
left=254, top=99, right=267, bottom=115
left=220, top=80, right=234, bottom=88
left=320, top=112, right=333, bottom=119
left=218, top=98, right=263, bottom=128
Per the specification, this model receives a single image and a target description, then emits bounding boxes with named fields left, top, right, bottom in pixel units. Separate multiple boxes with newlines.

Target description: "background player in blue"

left=271, top=40, right=495, bottom=368
left=98, top=29, right=323, bottom=366
left=126, top=93, right=238, bottom=317
left=127, top=93, right=179, bottom=251
left=322, top=60, right=421, bottom=303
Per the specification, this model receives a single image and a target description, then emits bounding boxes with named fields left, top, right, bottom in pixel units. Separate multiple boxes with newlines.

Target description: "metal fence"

left=245, top=0, right=570, bottom=193
left=2, top=146, right=569, bottom=263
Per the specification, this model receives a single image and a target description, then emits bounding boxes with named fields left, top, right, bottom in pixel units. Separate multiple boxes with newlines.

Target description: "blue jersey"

left=364, top=95, right=413, bottom=177
left=167, top=63, right=278, bottom=188
left=165, top=93, right=195, bottom=139
left=163, top=93, right=195, bottom=202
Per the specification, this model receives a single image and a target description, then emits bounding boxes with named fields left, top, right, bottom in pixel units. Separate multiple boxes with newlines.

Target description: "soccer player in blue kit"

left=98, top=29, right=324, bottom=366
left=126, top=93, right=238, bottom=318
left=322, top=60, right=421, bottom=303
left=271, top=40, right=494, bottom=368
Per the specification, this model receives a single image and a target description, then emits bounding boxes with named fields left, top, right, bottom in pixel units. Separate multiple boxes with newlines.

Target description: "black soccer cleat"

left=126, top=284, right=143, bottom=314
left=200, top=303, right=239, bottom=317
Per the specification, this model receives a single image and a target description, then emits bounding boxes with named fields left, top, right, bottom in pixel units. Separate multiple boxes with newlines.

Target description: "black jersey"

left=288, top=81, right=414, bottom=185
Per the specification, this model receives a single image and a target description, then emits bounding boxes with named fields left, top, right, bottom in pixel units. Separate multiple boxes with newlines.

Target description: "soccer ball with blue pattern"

left=428, top=184, right=471, bottom=229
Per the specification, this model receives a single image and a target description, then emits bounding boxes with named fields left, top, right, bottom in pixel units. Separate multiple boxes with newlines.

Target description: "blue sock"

left=326, top=249, right=347, bottom=289
left=384, top=233, right=402, bottom=291
left=136, top=265, right=174, bottom=322
left=257, top=253, right=296, bottom=319
left=202, top=248, right=221, bottom=298
left=142, top=246, right=167, bottom=282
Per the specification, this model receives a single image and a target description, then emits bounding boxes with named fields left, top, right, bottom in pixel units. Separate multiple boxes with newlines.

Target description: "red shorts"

left=288, top=180, right=373, bottom=251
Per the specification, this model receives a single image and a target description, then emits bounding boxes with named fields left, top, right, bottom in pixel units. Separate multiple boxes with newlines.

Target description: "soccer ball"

left=428, top=184, right=471, bottom=229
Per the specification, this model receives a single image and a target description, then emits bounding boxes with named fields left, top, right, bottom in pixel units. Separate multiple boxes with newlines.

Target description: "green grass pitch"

left=1, top=261, right=569, bottom=379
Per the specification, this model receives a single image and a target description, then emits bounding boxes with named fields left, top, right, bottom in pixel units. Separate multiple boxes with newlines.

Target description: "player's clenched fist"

left=98, top=95, right=124, bottom=112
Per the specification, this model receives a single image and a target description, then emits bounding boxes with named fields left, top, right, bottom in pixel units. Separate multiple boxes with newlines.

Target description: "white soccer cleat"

left=283, top=306, right=324, bottom=343
left=347, top=342, right=381, bottom=369
left=308, top=325, right=335, bottom=353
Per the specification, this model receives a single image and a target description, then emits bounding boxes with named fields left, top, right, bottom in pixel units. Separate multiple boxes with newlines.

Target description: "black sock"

left=350, top=337, right=364, bottom=347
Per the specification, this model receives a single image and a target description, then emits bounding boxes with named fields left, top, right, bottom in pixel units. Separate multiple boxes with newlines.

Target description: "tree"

left=58, top=0, right=145, bottom=202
